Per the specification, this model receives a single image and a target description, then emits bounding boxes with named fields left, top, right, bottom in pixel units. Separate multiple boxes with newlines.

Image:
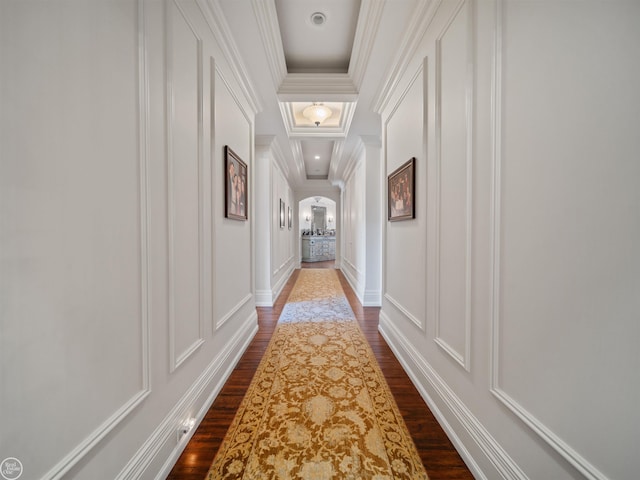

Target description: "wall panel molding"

left=270, top=264, right=295, bottom=306
left=213, top=63, right=254, bottom=330
left=383, top=62, right=427, bottom=332
left=167, top=0, right=205, bottom=372
left=42, top=2, right=151, bottom=477
left=379, top=311, right=527, bottom=480
left=117, top=312, right=258, bottom=480
left=273, top=254, right=294, bottom=277
left=373, top=0, right=442, bottom=115
left=433, top=0, right=473, bottom=371
left=489, top=2, right=607, bottom=479
left=384, top=294, right=422, bottom=330
left=342, top=263, right=365, bottom=306
left=196, top=0, right=262, bottom=114
left=216, top=293, right=253, bottom=331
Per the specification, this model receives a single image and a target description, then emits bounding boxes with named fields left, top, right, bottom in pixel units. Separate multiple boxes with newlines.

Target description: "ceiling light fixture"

left=303, top=103, right=332, bottom=127
left=310, top=12, right=326, bottom=26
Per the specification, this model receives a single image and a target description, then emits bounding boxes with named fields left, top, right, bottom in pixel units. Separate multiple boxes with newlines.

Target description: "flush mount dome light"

left=303, top=103, right=332, bottom=126
left=310, top=12, right=326, bottom=26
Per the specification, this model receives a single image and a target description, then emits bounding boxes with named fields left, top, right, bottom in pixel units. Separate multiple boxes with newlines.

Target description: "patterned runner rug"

left=206, top=269, right=428, bottom=479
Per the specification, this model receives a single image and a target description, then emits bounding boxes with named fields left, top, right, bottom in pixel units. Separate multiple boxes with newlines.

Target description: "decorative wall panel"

left=433, top=0, right=472, bottom=370
left=167, top=0, right=204, bottom=370
left=384, top=66, right=427, bottom=331
left=490, top=2, right=640, bottom=478
left=0, top=1, right=151, bottom=477
left=213, top=65, right=253, bottom=329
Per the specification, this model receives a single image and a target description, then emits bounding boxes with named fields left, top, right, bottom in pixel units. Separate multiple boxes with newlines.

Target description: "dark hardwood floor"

left=166, top=265, right=473, bottom=479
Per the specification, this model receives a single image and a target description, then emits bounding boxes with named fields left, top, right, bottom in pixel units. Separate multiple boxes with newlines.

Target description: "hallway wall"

left=254, top=137, right=297, bottom=307
left=340, top=137, right=383, bottom=306
left=376, top=1, right=639, bottom=479
left=341, top=148, right=367, bottom=300
left=1, top=1, right=258, bottom=478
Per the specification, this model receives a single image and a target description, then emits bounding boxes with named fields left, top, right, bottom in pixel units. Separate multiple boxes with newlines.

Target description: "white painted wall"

left=377, top=1, right=640, bottom=479
left=254, top=139, right=273, bottom=306
left=254, top=136, right=296, bottom=307
left=340, top=137, right=383, bottom=306
left=362, top=137, right=382, bottom=306
left=270, top=157, right=296, bottom=303
left=0, top=1, right=259, bottom=478
left=341, top=149, right=367, bottom=301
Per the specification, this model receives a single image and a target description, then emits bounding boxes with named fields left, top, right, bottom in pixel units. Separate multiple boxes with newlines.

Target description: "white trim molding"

left=342, top=260, right=365, bottom=305
left=167, top=0, right=206, bottom=372
left=249, top=0, right=287, bottom=90
left=379, top=311, right=528, bottom=480
left=373, top=0, right=442, bottom=115
left=197, top=0, right=262, bottom=114
left=271, top=263, right=296, bottom=305
left=384, top=294, right=422, bottom=330
left=348, top=0, right=386, bottom=89
left=216, top=293, right=253, bottom=330
left=117, top=312, right=259, bottom=480
left=363, top=289, right=382, bottom=307
left=383, top=63, right=427, bottom=333
left=432, top=0, right=473, bottom=372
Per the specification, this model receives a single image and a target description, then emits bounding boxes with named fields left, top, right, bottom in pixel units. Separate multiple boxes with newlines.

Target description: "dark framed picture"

left=287, top=206, right=292, bottom=230
left=388, top=157, right=415, bottom=221
left=225, top=146, right=248, bottom=221
left=279, top=199, right=285, bottom=229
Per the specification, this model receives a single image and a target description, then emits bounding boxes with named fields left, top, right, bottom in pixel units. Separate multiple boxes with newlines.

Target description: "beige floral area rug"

left=206, top=269, right=428, bottom=479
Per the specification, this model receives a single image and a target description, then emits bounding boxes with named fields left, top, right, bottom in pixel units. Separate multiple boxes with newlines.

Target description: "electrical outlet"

left=176, top=417, right=196, bottom=443
left=177, top=426, right=187, bottom=443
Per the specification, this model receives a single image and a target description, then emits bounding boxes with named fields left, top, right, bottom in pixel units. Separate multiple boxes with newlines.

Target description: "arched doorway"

left=299, top=196, right=336, bottom=235
left=298, top=196, right=336, bottom=263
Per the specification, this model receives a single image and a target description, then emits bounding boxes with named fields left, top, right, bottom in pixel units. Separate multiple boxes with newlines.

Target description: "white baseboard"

left=255, top=264, right=295, bottom=307
left=378, top=311, right=528, bottom=480
left=254, top=289, right=273, bottom=307
left=116, top=311, right=259, bottom=480
left=363, top=289, right=381, bottom=307
left=341, top=263, right=364, bottom=305
left=270, top=263, right=295, bottom=304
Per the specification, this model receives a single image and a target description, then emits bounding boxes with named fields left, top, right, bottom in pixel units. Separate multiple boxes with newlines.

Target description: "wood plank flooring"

left=166, top=265, right=473, bottom=479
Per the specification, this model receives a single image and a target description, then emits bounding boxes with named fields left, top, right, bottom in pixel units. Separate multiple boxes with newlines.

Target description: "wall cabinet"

left=301, top=236, right=335, bottom=262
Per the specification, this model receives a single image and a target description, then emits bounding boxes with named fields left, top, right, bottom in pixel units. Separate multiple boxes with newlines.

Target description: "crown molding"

left=341, top=138, right=366, bottom=183
left=289, top=140, right=307, bottom=185
left=328, top=140, right=347, bottom=184
left=250, top=0, right=288, bottom=89
left=278, top=73, right=358, bottom=102
left=348, top=0, right=386, bottom=89
left=199, top=0, right=263, bottom=114
left=256, top=135, right=290, bottom=180
left=372, top=0, right=441, bottom=115
left=270, top=135, right=290, bottom=179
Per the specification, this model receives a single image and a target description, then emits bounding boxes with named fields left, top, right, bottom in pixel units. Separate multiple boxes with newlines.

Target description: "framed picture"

left=388, top=157, right=415, bottom=221
left=225, top=146, right=248, bottom=221
left=287, top=206, right=292, bottom=230
left=279, top=199, right=285, bottom=229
